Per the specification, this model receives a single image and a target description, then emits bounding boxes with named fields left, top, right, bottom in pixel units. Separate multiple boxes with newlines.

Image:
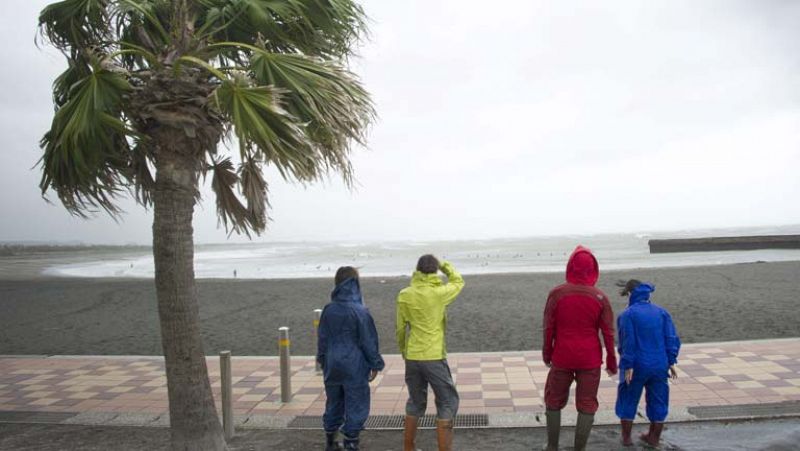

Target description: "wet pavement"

left=1, top=338, right=799, bottom=424
left=1, top=418, right=798, bottom=450
left=1, top=338, right=799, bottom=449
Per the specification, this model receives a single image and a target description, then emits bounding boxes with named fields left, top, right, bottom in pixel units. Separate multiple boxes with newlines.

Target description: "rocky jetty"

left=648, top=235, right=800, bottom=253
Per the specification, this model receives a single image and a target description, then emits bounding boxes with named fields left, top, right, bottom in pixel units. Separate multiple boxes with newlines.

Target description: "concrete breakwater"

left=648, top=234, right=800, bottom=253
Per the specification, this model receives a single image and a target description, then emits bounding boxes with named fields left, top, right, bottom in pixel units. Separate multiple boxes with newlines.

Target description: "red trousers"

left=544, top=366, right=601, bottom=414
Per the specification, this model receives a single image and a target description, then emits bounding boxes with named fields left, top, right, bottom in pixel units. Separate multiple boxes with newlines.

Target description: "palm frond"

left=52, top=60, right=93, bottom=108
left=128, top=140, right=155, bottom=207
left=249, top=50, right=374, bottom=184
left=240, top=157, right=269, bottom=231
left=196, top=0, right=367, bottom=59
left=114, top=0, right=171, bottom=45
left=298, top=0, right=369, bottom=56
left=39, top=60, right=135, bottom=215
left=38, top=0, right=112, bottom=54
left=115, top=0, right=172, bottom=68
left=209, top=157, right=252, bottom=235
left=212, top=75, right=316, bottom=180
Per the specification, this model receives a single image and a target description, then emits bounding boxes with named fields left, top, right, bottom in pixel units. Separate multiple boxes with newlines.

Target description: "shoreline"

left=2, top=261, right=799, bottom=356
left=20, top=257, right=800, bottom=282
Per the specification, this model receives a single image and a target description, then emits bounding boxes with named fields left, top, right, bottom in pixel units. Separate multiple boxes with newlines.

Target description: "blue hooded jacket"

left=317, top=278, right=385, bottom=387
left=617, top=283, right=681, bottom=371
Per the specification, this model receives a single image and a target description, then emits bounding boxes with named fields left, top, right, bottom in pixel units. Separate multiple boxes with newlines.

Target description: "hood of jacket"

left=628, top=282, right=655, bottom=306
left=410, top=271, right=443, bottom=287
left=331, top=277, right=363, bottom=304
left=565, top=245, right=599, bottom=286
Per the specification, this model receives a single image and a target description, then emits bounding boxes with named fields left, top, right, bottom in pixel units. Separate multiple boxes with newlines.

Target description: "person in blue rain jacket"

left=317, top=267, right=385, bottom=451
left=615, top=279, right=681, bottom=448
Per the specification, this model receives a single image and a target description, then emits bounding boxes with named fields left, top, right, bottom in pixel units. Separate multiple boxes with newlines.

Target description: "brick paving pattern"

left=1, top=339, right=799, bottom=418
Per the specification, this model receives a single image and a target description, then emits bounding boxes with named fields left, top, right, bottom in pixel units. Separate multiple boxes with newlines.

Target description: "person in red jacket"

left=541, top=245, right=618, bottom=451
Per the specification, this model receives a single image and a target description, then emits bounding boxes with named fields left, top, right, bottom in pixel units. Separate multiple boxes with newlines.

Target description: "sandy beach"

left=1, top=261, right=799, bottom=356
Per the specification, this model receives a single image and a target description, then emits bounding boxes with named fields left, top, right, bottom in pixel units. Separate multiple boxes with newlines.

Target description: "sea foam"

left=43, top=230, right=800, bottom=279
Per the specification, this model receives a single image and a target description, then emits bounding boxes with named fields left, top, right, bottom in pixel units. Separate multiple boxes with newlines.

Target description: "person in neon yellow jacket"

left=396, top=255, right=465, bottom=451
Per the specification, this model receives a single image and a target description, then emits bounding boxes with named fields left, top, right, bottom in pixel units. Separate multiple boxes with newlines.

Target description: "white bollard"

left=279, top=327, right=292, bottom=403
left=314, top=309, right=323, bottom=374
left=219, top=350, right=234, bottom=441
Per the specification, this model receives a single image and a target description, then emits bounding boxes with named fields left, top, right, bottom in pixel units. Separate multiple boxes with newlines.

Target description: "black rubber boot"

left=325, top=431, right=342, bottom=451
left=343, top=434, right=359, bottom=451
left=574, top=412, right=595, bottom=451
left=543, top=409, right=560, bottom=451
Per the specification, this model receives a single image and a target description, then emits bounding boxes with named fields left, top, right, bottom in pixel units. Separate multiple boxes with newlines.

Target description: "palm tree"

left=37, top=1, right=374, bottom=449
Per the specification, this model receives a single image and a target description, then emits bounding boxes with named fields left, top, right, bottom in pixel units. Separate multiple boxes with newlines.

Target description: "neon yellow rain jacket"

left=396, top=261, right=465, bottom=360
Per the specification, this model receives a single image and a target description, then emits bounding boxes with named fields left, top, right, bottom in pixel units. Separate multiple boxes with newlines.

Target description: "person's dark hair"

left=334, top=266, right=359, bottom=285
left=416, top=254, right=439, bottom=274
left=615, top=279, right=642, bottom=296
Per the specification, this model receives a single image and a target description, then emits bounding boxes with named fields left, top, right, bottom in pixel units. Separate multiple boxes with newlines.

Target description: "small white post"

left=219, top=350, right=234, bottom=441
left=314, top=309, right=323, bottom=374
left=279, top=327, right=292, bottom=403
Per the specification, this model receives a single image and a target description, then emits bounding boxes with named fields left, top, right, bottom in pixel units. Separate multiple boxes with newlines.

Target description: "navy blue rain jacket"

left=317, top=278, right=385, bottom=387
left=617, top=283, right=681, bottom=371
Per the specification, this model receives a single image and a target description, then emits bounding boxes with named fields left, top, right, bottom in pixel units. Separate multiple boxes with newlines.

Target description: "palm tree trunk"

left=153, top=150, right=227, bottom=451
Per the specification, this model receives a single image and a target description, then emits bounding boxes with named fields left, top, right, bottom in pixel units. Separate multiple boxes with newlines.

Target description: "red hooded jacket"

left=542, top=246, right=618, bottom=373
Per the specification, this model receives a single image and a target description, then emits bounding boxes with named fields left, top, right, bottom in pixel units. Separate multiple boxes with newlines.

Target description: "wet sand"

left=1, top=261, right=799, bottom=356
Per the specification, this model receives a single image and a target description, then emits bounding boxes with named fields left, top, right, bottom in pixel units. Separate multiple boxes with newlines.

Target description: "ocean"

left=43, top=226, right=800, bottom=279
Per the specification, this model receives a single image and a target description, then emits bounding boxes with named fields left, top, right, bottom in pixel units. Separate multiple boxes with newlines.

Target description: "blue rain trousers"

left=615, top=367, right=670, bottom=422
left=324, top=384, right=371, bottom=438
left=317, top=277, right=385, bottom=437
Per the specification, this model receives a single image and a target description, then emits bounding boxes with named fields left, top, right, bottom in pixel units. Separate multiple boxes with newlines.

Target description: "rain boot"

left=640, top=422, right=664, bottom=448
left=543, top=409, right=560, bottom=451
left=573, top=412, right=594, bottom=451
left=325, top=431, right=342, bottom=451
left=436, top=419, right=453, bottom=451
left=620, top=420, right=634, bottom=446
left=403, top=415, right=419, bottom=451
left=639, top=422, right=654, bottom=443
left=343, top=434, right=359, bottom=451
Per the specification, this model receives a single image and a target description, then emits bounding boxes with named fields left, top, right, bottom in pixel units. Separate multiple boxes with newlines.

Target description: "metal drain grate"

left=0, top=411, right=78, bottom=424
left=288, top=414, right=488, bottom=429
left=689, top=401, right=800, bottom=419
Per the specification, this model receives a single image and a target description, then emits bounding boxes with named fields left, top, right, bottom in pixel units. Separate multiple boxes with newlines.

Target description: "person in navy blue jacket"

left=317, top=267, right=385, bottom=451
left=614, top=279, right=681, bottom=447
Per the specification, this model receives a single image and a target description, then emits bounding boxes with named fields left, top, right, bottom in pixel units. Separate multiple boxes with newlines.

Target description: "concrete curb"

left=2, top=337, right=798, bottom=360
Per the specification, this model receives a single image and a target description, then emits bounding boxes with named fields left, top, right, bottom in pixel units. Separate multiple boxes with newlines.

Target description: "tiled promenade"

left=1, top=338, right=799, bottom=426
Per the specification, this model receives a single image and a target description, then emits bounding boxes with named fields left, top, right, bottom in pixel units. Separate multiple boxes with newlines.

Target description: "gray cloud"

left=1, top=0, right=798, bottom=244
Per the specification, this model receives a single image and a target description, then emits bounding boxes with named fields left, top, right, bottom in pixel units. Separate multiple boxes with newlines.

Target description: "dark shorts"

left=404, top=359, right=459, bottom=420
left=544, top=366, right=601, bottom=414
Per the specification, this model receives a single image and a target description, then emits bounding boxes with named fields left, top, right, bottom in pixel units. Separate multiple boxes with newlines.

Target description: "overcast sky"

left=0, top=0, right=798, bottom=244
